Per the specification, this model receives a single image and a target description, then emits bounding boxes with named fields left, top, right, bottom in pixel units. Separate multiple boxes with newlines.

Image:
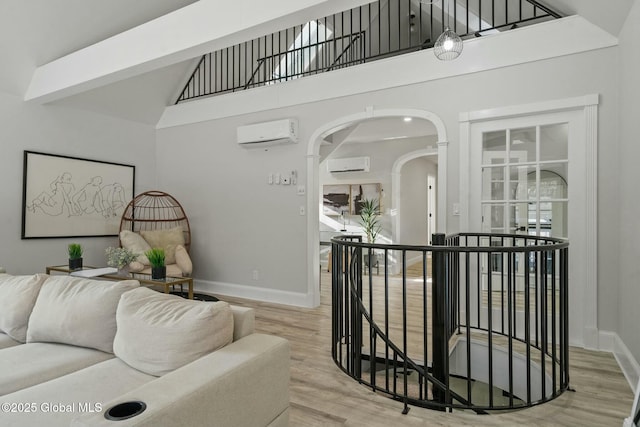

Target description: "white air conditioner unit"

left=237, top=119, right=298, bottom=147
left=327, top=156, right=370, bottom=173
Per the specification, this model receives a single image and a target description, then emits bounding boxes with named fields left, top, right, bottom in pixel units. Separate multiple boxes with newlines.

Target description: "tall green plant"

left=359, top=198, right=381, bottom=243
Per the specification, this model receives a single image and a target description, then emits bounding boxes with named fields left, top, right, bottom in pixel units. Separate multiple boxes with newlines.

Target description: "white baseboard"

left=194, top=279, right=315, bottom=308
left=600, top=330, right=640, bottom=392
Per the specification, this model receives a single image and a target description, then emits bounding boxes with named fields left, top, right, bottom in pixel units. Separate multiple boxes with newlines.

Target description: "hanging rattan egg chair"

left=118, top=191, right=191, bottom=252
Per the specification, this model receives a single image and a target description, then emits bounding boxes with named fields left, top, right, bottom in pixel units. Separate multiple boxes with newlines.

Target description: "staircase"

left=331, top=232, right=570, bottom=413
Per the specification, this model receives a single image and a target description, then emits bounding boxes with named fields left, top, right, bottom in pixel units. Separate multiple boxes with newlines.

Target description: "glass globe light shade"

left=434, top=27, right=463, bottom=61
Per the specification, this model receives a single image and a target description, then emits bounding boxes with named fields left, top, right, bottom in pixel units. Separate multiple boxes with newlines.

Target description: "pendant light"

left=434, top=0, right=463, bottom=60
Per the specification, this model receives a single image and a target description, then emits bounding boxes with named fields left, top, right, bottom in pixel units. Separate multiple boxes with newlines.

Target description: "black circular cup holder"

left=104, top=401, right=147, bottom=421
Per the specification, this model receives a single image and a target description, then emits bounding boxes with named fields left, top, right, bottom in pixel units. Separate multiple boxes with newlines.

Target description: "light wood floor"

left=217, top=272, right=633, bottom=426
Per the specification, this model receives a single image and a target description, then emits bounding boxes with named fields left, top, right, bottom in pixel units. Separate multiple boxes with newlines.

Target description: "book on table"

left=69, top=267, right=118, bottom=278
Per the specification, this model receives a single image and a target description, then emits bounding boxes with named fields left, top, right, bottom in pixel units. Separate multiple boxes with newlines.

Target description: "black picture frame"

left=22, top=151, right=135, bottom=239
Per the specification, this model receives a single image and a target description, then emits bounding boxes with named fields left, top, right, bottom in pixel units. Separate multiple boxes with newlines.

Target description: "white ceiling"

left=340, top=117, right=438, bottom=143
left=0, top=0, right=196, bottom=123
left=0, top=0, right=634, bottom=125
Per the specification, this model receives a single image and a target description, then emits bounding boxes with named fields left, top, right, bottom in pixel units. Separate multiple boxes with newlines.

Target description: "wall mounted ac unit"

left=327, top=156, right=370, bottom=173
left=237, top=118, right=298, bottom=147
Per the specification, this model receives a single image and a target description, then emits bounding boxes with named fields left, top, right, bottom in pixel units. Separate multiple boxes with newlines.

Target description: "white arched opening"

left=305, top=107, right=449, bottom=307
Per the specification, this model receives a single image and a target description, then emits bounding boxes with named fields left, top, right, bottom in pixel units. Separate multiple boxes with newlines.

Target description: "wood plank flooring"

left=216, top=271, right=633, bottom=426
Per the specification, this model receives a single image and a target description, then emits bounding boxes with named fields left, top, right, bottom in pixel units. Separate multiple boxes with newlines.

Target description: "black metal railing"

left=243, top=30, right=367, bottom=90
left=331, top=232, right=569, bottom=413
left=175, top=0, right=560, bottom=103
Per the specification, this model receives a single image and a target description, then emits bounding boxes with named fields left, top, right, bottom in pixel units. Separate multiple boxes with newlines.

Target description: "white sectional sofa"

left=0, top=273, right=290, bottom=427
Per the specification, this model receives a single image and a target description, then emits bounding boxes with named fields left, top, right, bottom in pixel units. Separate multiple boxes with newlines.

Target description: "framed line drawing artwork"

left=22, top=151, right=135, bottom=239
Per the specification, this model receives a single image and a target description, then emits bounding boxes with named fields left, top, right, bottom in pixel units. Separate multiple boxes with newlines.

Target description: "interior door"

left=481, top=124, right=568, bottom=292
left=466, top=109, right=589, bottom=346
left=427, top=175, right=436, bottom=244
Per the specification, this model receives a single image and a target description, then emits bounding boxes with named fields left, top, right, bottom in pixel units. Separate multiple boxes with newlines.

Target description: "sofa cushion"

left=120, top=230, right=152, bottom=265
left=0, top=274, right=48, bottom=342
left=1, top=358, right=152, bottom=427
left=0, top=343, right=113, bottom=396
left=114, top=287, right=233, bottom=376
left=140, top=226, right=185, bottom=264
left=27, top=276, right=139, bottom=353
left=0, top=332, right=20, bottom=350
left=74, top=334, right=290, bottom=427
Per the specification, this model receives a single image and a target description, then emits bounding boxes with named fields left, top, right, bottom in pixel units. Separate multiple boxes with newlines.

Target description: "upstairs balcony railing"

left=331, top=232, right=569, bottom=413
left=175, top=0, right=561, bottom=103
left=243, top=30, right=367, bottom=90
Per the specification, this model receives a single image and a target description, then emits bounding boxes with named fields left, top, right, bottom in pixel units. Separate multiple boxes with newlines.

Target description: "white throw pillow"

left=174, top=245, right=192, bottom=276
left=0, top=274, right=48, bottom=342
left=139, top=227, right=185, bottom=264
left=114, top=287, right=233, bottom=376
left=27, top=276, right=139, bottom=353
left=120, top=230, right=152, bottom=265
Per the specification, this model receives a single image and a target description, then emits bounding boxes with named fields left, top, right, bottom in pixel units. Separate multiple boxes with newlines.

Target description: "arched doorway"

left=305, top=107, right=449, bottom=307
left=392, top=148, right=438, bottom=247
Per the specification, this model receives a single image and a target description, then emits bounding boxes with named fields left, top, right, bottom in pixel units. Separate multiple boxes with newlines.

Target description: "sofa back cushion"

left=114, top=287, right=233, bottom=376
left=26, top=276, right=139, bottom=353
left=0, top=274, right=48, bottom=342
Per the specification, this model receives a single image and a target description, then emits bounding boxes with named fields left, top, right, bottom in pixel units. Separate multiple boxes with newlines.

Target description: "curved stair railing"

left=331, top=232, right=570, bottom=413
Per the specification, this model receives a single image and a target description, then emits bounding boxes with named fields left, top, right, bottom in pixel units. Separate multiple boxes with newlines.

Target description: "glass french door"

left=463, top=99, right=596, bottom=348
left=480, top=124, right=568, bottom=238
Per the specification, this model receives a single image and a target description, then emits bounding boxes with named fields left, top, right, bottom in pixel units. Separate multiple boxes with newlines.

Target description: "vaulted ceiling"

left=0, top=0, right=634, bottom=125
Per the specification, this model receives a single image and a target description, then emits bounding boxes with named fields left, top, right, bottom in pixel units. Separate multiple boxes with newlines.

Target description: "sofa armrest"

left=71, top=333, right=290, bottom=427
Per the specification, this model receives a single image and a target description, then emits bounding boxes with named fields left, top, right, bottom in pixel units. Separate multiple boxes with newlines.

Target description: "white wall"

left=156, top=113, right=313, bottom=304
left=156, top=45, right=620, bottom=321
left=618, top=0, right=640, bottom=374
left=0, top=92, right=157, bottom=273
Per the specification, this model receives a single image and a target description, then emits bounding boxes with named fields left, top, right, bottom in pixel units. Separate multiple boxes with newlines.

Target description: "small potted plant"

left=145, top=248, right=166, bottom=280
left=359, top=198, right=382, bottom=271
left=68, top=243, right=83, bottom=270
left=105, top=247, right=138, bottom=276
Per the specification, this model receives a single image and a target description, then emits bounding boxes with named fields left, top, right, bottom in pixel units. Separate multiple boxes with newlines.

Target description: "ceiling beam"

left=25, top=0, right=371, bottom=104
